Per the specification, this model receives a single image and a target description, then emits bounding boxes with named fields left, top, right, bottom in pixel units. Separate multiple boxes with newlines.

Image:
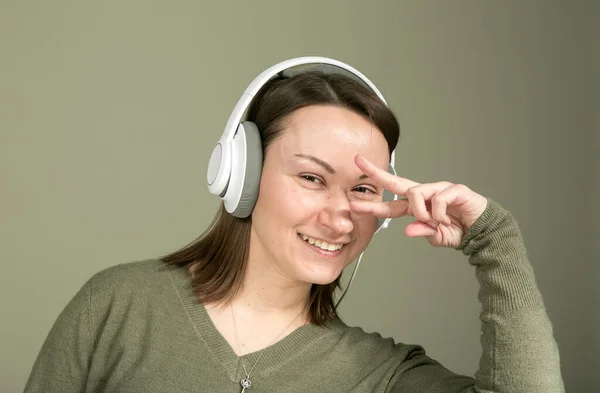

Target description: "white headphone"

left=206, top=56, right=397, bottom=235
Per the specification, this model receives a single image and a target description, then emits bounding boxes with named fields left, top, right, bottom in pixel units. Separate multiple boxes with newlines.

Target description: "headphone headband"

left=222, top=57, right=388, bottom=145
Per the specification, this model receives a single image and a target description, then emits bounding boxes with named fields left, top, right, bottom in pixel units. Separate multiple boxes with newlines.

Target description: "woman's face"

left=250, top=104, right=390, bottom=286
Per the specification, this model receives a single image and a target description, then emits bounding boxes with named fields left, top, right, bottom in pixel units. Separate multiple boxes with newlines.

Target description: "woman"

left=24, top=60, right=564, bottom=392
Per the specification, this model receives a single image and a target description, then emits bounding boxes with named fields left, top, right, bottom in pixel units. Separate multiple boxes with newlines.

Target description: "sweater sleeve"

left=387, top=199, right=565, bottom=393
left=23, top=280, right=95, bottom=393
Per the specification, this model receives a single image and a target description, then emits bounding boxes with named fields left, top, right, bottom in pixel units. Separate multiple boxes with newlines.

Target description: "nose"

left=317, top=189, right=354, bottom=235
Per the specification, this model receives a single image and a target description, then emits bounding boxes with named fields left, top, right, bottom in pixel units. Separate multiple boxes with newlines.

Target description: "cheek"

left=351, top=206, right=379, bottom=229
left=355, top=216, right=378, bottom=242
left=254, top=173, right=322, bottom=223
left=263, top=169, right=317, bottom=206
left=289, top=187, right=326, bottom=211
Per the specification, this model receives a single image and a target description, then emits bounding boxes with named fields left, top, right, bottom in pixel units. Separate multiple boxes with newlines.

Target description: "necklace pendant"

left=240, top=377, right=251, bottom=392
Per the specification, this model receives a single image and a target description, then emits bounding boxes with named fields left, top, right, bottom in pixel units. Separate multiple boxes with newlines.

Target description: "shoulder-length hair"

left=162, top=70, right=400, bottom=325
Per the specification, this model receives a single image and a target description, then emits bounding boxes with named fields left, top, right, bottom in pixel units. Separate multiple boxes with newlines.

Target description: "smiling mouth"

left=298, top=233, right=346, bottom=252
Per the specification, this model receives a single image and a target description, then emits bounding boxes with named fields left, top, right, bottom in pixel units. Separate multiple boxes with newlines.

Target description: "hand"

left=350, top=154, right=488, bottom=248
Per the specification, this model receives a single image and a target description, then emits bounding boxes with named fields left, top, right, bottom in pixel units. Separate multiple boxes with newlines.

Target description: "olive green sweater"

left=24, top=200, right=564, bottom=392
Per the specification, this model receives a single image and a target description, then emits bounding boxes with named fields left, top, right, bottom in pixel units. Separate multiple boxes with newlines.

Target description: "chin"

left=296, top=258, right=349, bottom=286
left=306, top=273, right=341, bottom=286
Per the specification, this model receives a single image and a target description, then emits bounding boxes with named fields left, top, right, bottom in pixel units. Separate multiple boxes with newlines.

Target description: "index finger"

left=354, top=154, right=419, bottom=196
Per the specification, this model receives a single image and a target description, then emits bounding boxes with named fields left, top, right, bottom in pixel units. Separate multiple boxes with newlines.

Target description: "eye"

left=354, top=185, right=377, bottom=194
left=300, top=174, right=322, bottom=184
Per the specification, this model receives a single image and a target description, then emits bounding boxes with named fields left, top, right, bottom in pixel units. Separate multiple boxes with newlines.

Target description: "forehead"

left=272, top=105, right=390, bottom=170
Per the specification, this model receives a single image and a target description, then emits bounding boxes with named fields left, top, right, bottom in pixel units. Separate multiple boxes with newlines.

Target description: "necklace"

left=231, top=303, right=306, bottom=392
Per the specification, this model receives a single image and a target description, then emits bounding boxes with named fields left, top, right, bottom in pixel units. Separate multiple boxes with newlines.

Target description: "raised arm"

left=350, top=154, right=565, bottom=392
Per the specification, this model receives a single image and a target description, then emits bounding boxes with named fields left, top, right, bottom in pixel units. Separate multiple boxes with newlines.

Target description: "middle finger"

left=354, top=154, right=419, bottom=196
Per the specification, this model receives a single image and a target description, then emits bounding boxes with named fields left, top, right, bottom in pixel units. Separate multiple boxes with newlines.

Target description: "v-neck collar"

left=168, top=264, right=344, bottom=382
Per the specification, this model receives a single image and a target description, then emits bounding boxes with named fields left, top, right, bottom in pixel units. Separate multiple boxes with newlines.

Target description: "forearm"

left=458, top=199, right=564, bottom=393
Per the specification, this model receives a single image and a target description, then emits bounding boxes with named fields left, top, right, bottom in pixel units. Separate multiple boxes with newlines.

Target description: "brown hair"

left=162, top=70, right=400, bottom=325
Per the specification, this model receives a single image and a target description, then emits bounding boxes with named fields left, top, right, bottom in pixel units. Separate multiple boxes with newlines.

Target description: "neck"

left=235, top=259, right=311, bottom=317
left=232, top=233, right=312, bottom=320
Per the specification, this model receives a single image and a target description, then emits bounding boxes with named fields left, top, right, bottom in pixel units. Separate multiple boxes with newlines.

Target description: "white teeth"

left=300, top=234, right=344, bottom=251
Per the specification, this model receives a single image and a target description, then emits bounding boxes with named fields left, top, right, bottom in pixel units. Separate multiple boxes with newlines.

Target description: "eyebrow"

left=294, top=154, right=368, bottom=180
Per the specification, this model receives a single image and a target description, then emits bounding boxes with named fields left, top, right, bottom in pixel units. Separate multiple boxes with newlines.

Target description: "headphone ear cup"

left=224, top=121, right=263, bottom=218
left=375, top=164, right=397, bottom=233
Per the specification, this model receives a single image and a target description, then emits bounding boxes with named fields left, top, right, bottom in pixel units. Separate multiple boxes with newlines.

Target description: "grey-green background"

left=2, top=1, right=597, bottom=392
